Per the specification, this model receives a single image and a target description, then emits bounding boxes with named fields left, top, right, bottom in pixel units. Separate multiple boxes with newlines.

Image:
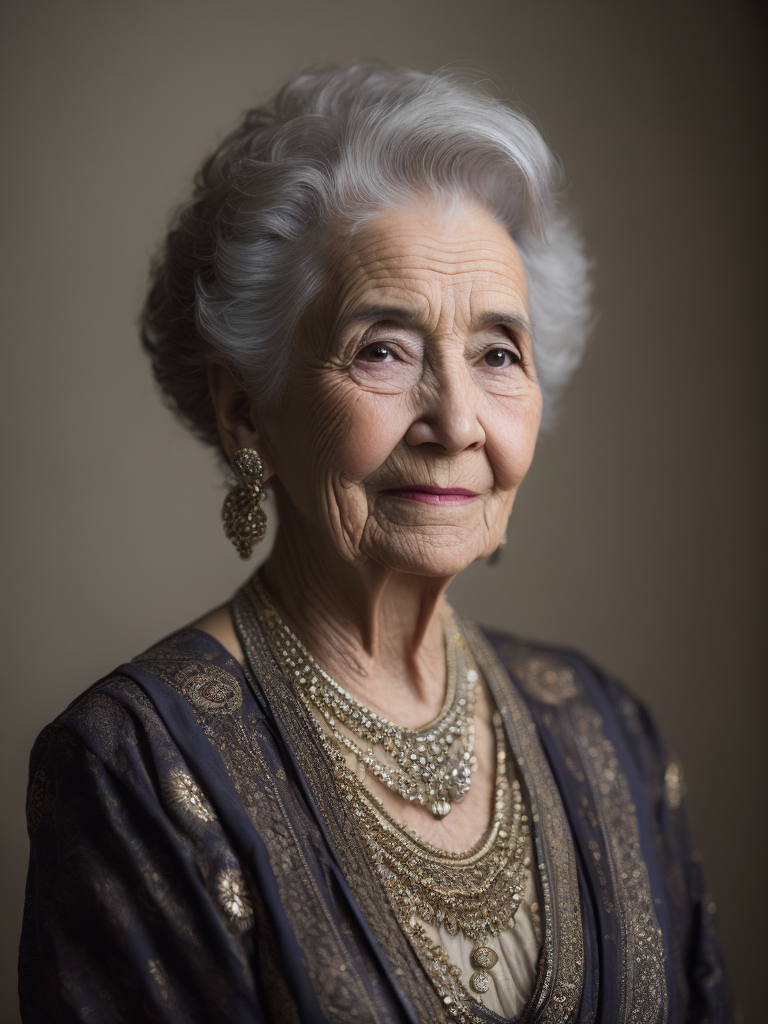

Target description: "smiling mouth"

left=382, top=485, right=479, bottom=506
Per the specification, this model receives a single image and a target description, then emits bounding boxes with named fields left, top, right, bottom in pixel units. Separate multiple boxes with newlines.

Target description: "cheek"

left=290, top=379, right=409, bottom=487
left=329, top=391, right=411, bottom=481
left=485, top=397, right=541, bottom=492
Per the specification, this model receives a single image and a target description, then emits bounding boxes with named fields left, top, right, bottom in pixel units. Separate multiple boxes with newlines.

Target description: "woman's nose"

left=404, top=368, right=486, bottom=454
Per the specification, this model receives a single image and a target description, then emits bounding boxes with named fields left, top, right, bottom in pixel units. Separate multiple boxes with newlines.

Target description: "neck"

left=259, top=523, right=455, bottom=725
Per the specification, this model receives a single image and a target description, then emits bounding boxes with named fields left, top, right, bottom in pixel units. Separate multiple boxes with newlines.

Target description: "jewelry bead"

left=470, top=946, right=499, bottom=970
left=469, top=971, right=491, bottom=993
left=252, top=575, right=478, bottom=818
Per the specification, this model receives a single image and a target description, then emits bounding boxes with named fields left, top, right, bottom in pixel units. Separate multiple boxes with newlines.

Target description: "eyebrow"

left=340, top=305, right=533, bottom=338
left=476, top=312, right=533, bottom=339
left=340, top=305, right=421, bottom=328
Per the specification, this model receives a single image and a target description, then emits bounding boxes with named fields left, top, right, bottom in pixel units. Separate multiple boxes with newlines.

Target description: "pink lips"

left=382, top=485, right=478, bottom=506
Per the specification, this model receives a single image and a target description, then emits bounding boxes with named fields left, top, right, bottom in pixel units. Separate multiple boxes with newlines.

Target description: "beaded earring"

left=222, top=448, right=266, bottom=559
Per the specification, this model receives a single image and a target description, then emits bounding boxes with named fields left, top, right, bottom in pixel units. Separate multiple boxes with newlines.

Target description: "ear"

left=207, top=360, right=276, bottom=481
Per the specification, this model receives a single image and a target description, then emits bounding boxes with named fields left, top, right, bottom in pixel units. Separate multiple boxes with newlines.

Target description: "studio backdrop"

left=2, top=1, right=765, bottom=1021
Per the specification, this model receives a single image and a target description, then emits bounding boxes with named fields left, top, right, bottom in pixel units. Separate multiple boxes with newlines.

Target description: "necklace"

left=251, top=578, right=533, bottom=1022
left=251, top=575, right=478, bottom=818
left=357, top=713, right=531, bottom=1016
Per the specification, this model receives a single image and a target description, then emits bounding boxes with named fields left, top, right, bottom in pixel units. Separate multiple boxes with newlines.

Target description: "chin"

left=360, top=528, right=484, bottom=578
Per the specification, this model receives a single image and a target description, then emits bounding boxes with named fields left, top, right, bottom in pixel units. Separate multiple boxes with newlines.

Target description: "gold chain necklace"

left=251, top=575, right=478, bottom=819
left=251, top=579, right=533, bottom=1022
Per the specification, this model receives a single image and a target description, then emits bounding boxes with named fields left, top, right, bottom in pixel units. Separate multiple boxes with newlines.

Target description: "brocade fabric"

left=19, top=591, right=733, bottom=1023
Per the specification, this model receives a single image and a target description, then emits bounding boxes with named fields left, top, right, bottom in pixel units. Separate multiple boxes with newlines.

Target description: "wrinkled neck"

left=259, top=522, right=455, bottom=726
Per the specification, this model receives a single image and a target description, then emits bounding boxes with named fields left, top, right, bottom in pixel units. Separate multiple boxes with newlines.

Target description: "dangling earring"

left=488, top=527, right=508, bottom=567
left=222, top=448, right=267, bottom=559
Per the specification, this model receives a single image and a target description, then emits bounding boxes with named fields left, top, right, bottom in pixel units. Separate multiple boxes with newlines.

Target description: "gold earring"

left=222, top=448, right=267, bottom=559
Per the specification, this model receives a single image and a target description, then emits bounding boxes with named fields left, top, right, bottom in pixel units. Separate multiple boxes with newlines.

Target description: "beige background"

left=2, top=1, right=765, bottom=1020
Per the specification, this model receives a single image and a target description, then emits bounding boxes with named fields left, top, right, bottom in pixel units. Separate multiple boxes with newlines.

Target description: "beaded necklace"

left=251, top=575, right=478, bottom=819
left=252, top=578, right=533, bottom=1022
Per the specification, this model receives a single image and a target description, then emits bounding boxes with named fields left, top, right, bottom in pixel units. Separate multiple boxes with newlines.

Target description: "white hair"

left=141, top=61, right=592, bottom=450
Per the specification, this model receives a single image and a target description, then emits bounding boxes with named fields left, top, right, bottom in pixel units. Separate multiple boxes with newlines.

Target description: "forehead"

left=331, top=201, right=528, bottom=326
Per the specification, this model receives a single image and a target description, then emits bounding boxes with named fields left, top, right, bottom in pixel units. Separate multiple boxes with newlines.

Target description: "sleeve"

left=598, top=671, right=735, bottom=1023
left=19, top=687, right=267, bottom=1024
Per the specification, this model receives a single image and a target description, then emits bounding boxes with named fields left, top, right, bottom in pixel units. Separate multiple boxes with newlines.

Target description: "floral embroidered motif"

left=216, top=868, right=254, bottom=932
left=664, top=757, right=686, bottom=811
left=501, top=645, right=581, bottom=705
left=178, top=664, right=243, bottom=714
left=164, top=768, right=215, bottom=823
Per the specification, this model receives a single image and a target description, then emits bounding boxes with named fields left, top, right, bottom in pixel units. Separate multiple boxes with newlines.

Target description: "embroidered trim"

left=459, top=621, right=585, bottom=1024
left=570, top=705, right=667, bottom=1023
left=143, top=639, right=388, bottom=1022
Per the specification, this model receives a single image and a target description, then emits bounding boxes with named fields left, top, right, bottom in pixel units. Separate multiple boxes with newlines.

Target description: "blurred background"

left=2, top=1, right=765, bottom=1020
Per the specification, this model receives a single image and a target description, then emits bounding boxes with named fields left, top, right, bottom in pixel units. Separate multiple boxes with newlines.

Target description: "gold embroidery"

left=147, top=640, right=386, bottom=1022
left=461, top=622, right=585, bottom=1023
left=571, top=705, right=667, bottom=1023
left=186, top=665, right=243, bottom=714
left=494, top=640, right=670, bottom=1023
left=26, top=768, right=47, bottom=836
left=239, top=579, right=585, bottom=1024
left=234, top=586, right=450, bottom=1024
left=664, top=757, right=686, bottom=811
left=164, top=768, right=216, bottom=823
left=216, top=868, right=254, bottom=931
left=148, top=958, right=172, bottom=1004
left=146, top=661, right=244, bottom=715
left=501, top=644, right=581, bottom=705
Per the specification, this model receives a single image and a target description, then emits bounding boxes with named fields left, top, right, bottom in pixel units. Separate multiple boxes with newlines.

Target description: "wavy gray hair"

left=141, top=61, right=592, bottom=452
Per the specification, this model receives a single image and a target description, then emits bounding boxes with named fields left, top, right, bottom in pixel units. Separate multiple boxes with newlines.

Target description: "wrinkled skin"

left=200, top=199, right=542, bottom=849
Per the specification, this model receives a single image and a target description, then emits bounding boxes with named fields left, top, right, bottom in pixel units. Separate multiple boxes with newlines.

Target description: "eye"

left=358, top=343, right=395, bottom=363
left=483, top=347, right=520, bottom=368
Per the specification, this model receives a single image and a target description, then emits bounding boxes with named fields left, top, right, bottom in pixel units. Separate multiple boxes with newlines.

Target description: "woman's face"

left=258, top=199, right=543, bottom=578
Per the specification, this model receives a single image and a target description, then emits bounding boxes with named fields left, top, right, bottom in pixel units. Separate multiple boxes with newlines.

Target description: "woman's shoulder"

left=474, top=623, right=634, bottom=705
left=475, top=623, right=674, bottom=796
left=32, top=626, right=248, bottom=770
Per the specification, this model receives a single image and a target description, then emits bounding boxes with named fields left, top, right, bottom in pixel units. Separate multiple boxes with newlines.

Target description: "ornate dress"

left=19, top=580, right=732, bottom=1022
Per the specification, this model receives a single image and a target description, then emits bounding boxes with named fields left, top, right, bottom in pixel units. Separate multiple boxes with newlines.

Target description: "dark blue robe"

left=19, top=585, right=732, bottom=1023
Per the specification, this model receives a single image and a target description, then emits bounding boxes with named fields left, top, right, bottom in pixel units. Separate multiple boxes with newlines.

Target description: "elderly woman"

left=20, top=63, right=731, bottom=1023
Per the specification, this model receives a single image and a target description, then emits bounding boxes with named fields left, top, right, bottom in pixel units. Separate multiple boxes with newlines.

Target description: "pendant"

left=431, top=799, right=451, bottom=818
left=469, top=971, right=491, bottom=994
left=469, top=946, right=498, bottom=994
